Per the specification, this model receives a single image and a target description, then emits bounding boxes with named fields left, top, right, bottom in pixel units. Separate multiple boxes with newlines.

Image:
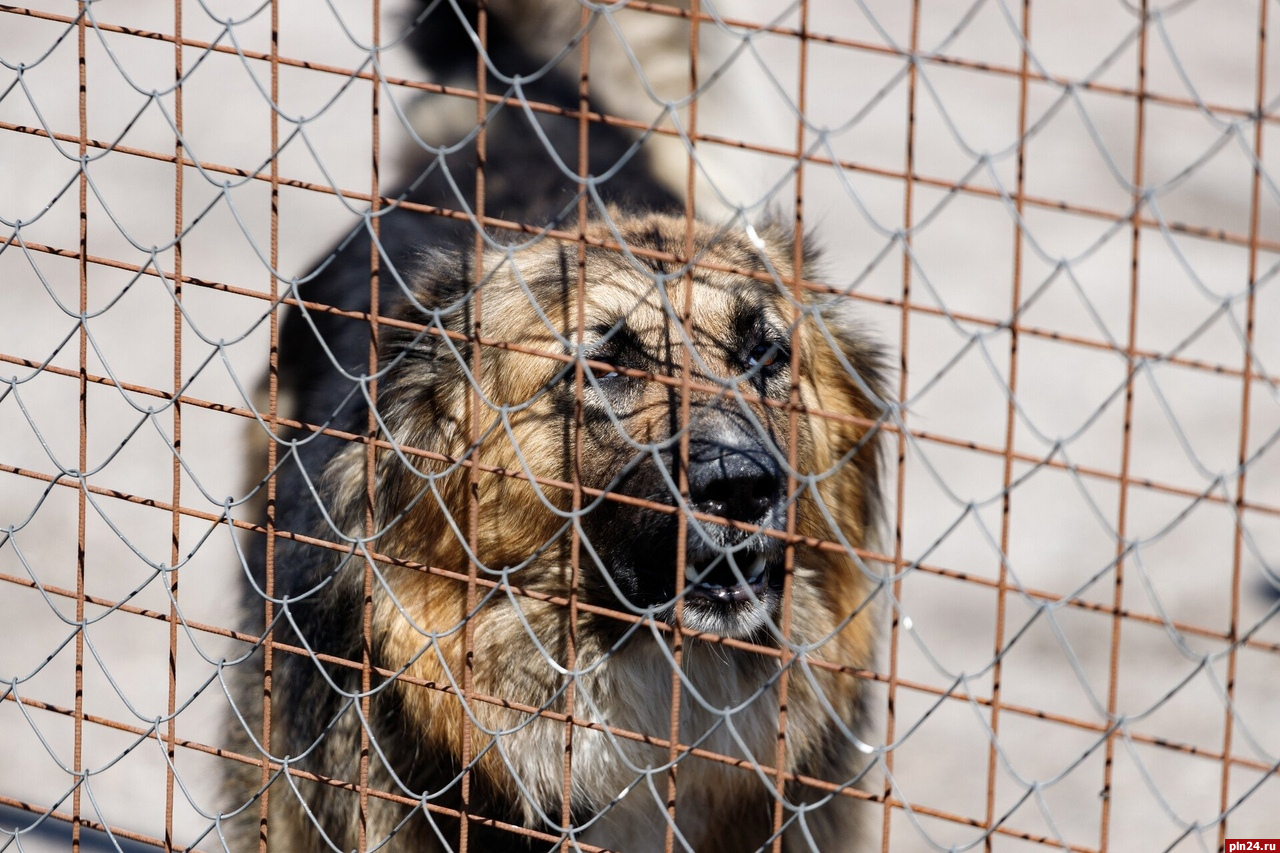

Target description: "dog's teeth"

left=747, top=554, right=767, bottom=583
left=685, top=563, right=700, bottom=583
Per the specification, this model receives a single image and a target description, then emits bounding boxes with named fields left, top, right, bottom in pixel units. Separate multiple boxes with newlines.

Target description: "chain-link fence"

left=2, top=1, right=1278, bottom=851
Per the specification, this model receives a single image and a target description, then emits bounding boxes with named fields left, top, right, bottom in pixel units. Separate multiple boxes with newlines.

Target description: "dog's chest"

left=508, top=641, right=781, bottom=850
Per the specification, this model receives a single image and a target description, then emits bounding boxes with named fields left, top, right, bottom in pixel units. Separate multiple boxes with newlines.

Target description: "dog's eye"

left=584, top=355, right=620, bottom=382
left=590, top=363, right=620, bottom=381
left=747, top=341, right=787, bottom=371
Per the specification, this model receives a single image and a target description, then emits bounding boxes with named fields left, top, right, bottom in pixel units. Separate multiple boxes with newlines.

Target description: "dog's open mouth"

left=683, top=552, right=770, bottom=603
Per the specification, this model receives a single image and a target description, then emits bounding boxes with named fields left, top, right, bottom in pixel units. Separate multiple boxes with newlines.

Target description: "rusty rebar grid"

left=3, top=2, right=1278, bottom=850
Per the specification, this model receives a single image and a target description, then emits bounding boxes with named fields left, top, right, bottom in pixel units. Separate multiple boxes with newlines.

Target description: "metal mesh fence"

left=2, top=0, right=1278, bottom=851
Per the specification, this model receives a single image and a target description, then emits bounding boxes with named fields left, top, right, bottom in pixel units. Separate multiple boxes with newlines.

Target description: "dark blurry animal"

left=224, top=3, right=887, bottom=851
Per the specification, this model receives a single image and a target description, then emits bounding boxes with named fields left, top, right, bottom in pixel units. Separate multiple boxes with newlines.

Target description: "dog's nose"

left=687, top=446, right=783, bottom=524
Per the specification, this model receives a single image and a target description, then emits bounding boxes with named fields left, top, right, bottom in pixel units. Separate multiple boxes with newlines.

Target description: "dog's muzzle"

left=681, top=434, right=785, bottom=606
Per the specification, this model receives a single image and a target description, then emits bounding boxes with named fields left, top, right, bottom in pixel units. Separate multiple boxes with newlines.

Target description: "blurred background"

left=2, top=0, right=1278, bottom=850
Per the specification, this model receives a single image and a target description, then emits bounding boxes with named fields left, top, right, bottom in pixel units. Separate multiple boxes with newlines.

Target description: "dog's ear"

left=752, top=214, right=889, bottom=540
left=352, top=249, right=481, bottom=534
left=372, top=249, right=480, bottom=456
left=750, top=214, right=824, bottom=284
left=379, top=249, right=475, bottom=384
left=802, top=285, right=891, bottom=543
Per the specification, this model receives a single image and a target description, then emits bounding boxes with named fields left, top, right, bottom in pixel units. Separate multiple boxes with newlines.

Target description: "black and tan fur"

left=224, top=3, right=887, bottom=851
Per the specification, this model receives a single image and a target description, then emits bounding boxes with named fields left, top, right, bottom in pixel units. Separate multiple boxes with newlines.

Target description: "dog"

left=223, top=3, right=887, bottom=851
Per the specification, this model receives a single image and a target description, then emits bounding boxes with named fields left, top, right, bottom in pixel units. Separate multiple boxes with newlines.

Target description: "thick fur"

left=224, top=4, right=886, bottom=852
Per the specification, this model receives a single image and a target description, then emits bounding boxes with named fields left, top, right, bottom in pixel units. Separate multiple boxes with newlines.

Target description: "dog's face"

left=376, top=213, right=885, bottom=641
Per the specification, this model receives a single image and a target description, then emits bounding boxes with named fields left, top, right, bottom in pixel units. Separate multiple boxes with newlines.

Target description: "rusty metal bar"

left=664, top=4, right=701, bottom=847
left=3, top=602, right=1273, bottom=784
left=771, top=0, right=810, bottom=848
left=4, top=3, right=1273, bottom=131
left=7, top=326, right=1280, bottom=538
left=72, top=6, right=89, bottom=851
left=355, top=3, right=384, bottom=849
left=985, top=0, right=1033, bottom=847
left=562, top=2, right=593, bottom=847
left=7, top=423, right=1280, bottom=660
left=881, top=2, right=922, bottom=848
left=457, top=3, right=488, bottom=848
left=6, top=221, right=1276, bottom=392
left=1099, top=4, right=1150, bottom=848
left=254, top=0, right=282, bottom=847
left=1218, top=0, right=1270, bottom=845
left=6, top=108, right=1277, bottom=261
left=163, top=0, right=185, bottom=848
